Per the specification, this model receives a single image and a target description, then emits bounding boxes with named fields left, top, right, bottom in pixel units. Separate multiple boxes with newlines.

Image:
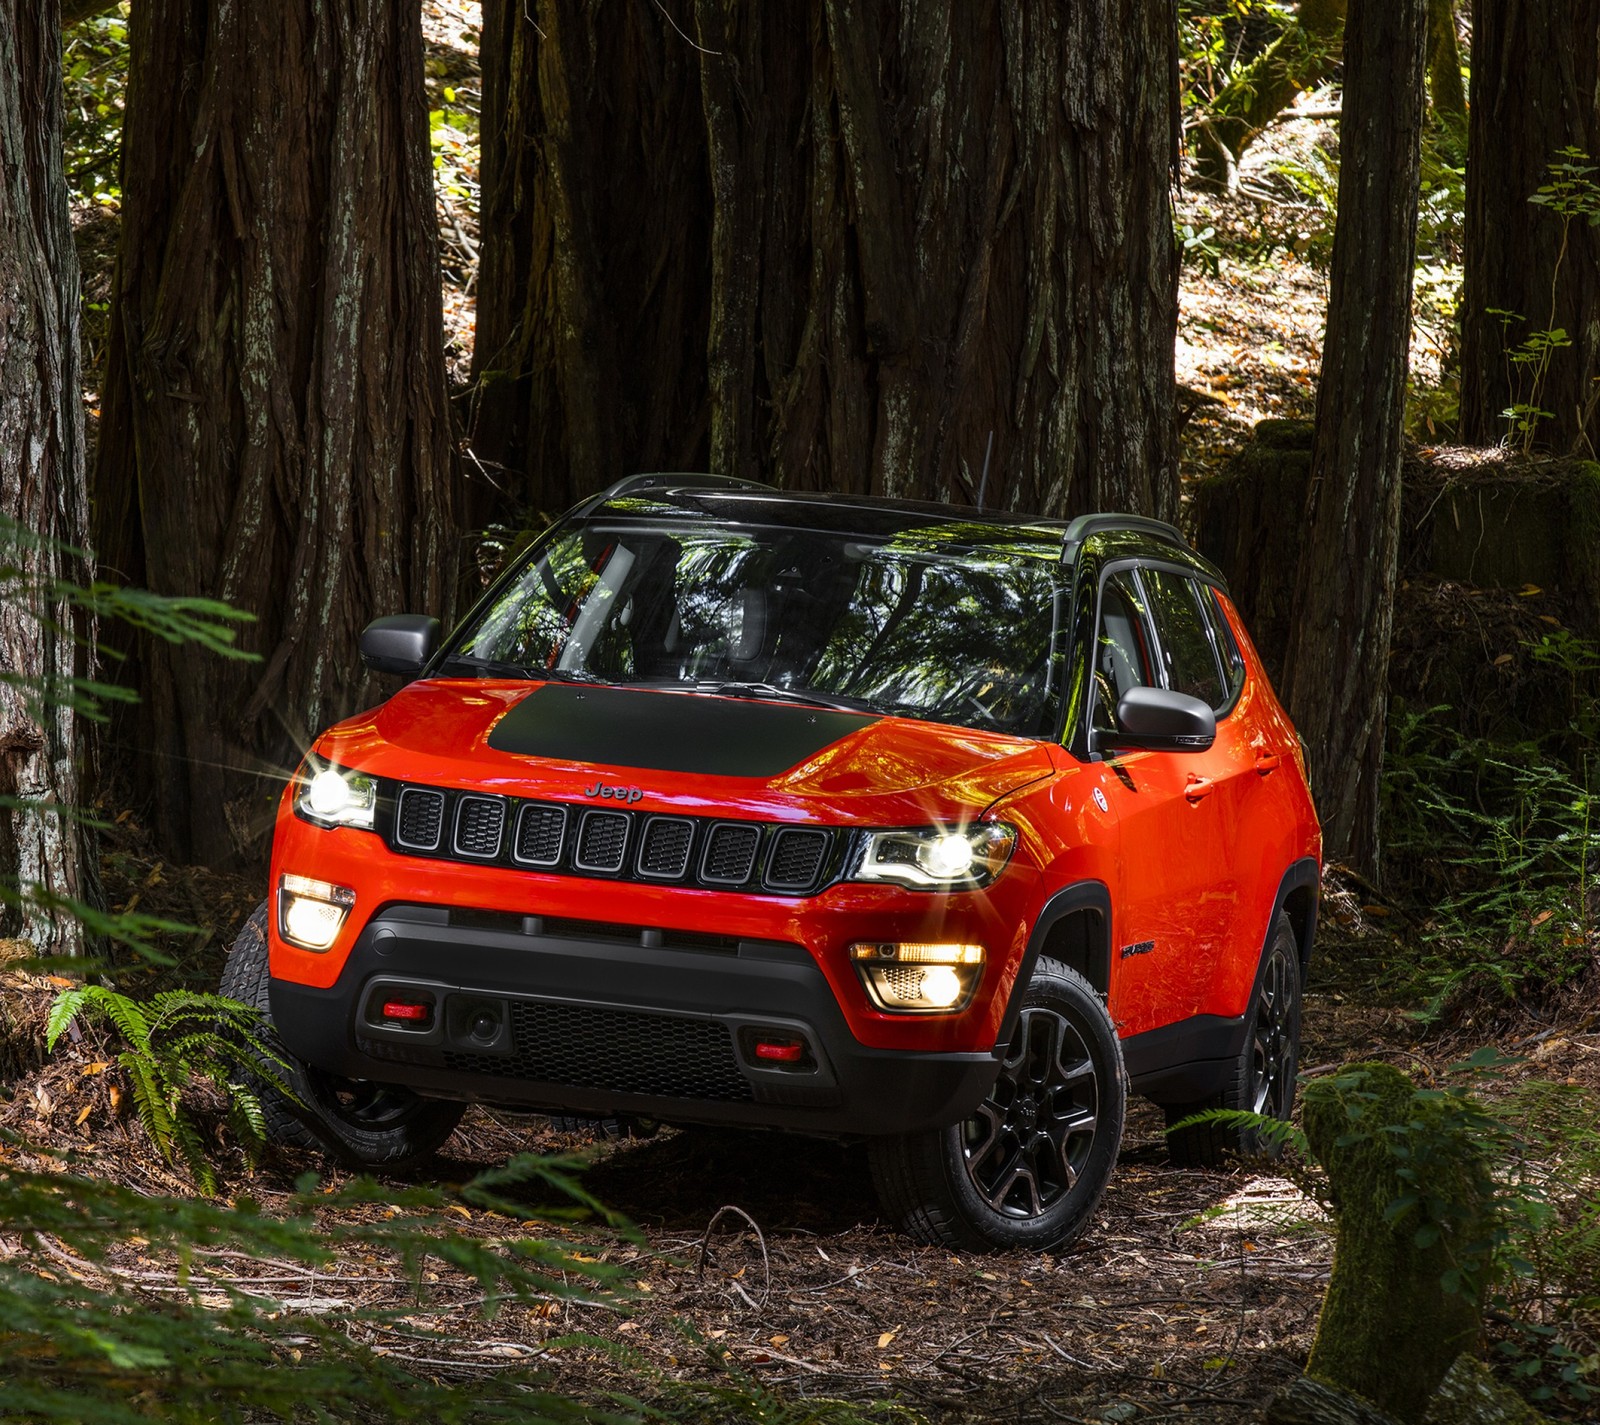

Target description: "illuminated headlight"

left=278, top=873, right=355, bottom=952
left=851, top=942, right=985, bottom=1013
left=295, top=765, right=377, bottom=831
left=851, top=823, right=1017, bottom=889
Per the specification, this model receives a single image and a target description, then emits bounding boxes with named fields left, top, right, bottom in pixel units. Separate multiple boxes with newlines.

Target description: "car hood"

left=317, top=678, right=1057, bottom=824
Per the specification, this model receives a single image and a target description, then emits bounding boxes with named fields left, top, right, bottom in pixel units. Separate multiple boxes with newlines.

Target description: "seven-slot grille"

left=380, top=781, right=840, bottom=895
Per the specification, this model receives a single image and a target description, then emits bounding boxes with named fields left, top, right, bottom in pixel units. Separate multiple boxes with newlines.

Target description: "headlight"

left=278, top=873, right=355, bottom=951
left=850, top=822, right=1016, bottom=889
left=851, top=942, right=985, bottom=1012
left=295, top=764, right=377, bottom=831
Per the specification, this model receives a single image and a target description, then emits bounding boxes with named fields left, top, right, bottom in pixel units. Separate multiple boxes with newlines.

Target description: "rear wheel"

left=869, top=959, right=1126, bottom=1253
left=1165, top=911, right=1302, bottom=1168
left=220, top=902, right=464, bottom=1169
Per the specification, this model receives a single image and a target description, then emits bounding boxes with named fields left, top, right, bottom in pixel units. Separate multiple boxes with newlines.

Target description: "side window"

left=1142, top=567, right=1225, bottom=709
left=1091, top=570, right=1157, bottom=734
left=1198, top=584, right=1246, bottom=705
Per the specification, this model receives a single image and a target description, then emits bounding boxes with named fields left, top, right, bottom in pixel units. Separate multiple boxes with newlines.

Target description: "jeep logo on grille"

left=584, top=781, right=644, bottom=803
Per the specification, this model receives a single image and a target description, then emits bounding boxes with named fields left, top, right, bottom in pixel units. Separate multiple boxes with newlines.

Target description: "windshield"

left=445, top=518, right=1066, bottom=736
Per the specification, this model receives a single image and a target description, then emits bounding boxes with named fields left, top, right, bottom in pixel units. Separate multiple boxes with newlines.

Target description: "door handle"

left=1255, top=752, right=1281, bottom=775
left=1184, top=775, right=1213, bottom=804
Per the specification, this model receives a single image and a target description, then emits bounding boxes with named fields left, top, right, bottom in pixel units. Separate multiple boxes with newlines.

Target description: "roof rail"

left=596, top=472, right=775, bottom=504
left=1060, top=512, right=1188, bottom=560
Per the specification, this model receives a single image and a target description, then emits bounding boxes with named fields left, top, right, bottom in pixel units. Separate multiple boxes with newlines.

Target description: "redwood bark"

left=95, top=0, right=456, bottom=865
left=1278, top=0, right=1427, bottom=873
left=0, top=0, right=92, bottom=954
left=473, top=0, right=1180, bottom=522
left=470, top=0, right=714, bottom=520
left=1458, top=0, right=1600, bottom=452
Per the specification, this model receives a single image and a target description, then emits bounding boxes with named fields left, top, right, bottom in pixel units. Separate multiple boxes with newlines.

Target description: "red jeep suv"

left=223, top=476, right=1321, bottom=1251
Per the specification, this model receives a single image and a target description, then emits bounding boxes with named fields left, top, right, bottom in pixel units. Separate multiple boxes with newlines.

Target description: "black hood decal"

left=486, top=684, right=880, bottom=778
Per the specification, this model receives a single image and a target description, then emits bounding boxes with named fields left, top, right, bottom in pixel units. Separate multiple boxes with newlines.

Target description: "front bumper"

left=271, top=904, right=1003, bottom=1137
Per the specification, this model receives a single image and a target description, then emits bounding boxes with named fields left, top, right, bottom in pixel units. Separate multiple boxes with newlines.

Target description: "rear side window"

left=1091, top=570, right=1157, bottom=734
left=1141, top=567, right=1225, bottom=709
left=1198, top=585, right=1246, bottom=705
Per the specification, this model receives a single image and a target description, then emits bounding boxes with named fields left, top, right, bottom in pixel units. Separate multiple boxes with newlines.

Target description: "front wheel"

left=220, top=902, right=465, bottom=1169
left=868, top=959, right=1126, bottom=1253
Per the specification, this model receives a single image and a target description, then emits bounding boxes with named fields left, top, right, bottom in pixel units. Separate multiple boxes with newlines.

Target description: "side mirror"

left=360, top=614, right=440, bottom=678
left=1105, top=686, right=1216, bottom=753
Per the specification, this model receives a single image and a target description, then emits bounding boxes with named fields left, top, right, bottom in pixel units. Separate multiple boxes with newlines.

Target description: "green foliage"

left=62, top=4, right=130, bottom=210
left=46, top=985, right=290, bottom=1192
left=1486, top=149, right=1600, bottom=452
left=1177, top=0, right=1299, bottom=115
left=1488, top=1079, right=1600, bottom=1411
left=0, top=1147, right=648, bottom=1424
left=1383, top=698, right=1599, bottom=1021
left=1178, top=220, right=1225, bottom=276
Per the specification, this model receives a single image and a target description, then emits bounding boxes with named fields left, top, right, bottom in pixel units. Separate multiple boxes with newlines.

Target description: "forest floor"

left=25, top=7, right=1597, bottom=1423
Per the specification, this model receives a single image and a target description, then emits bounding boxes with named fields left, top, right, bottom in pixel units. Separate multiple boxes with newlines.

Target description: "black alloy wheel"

left=869, top=958, right=1126, bottom=1252
left=961, top=1005, right=1099, bottom=1219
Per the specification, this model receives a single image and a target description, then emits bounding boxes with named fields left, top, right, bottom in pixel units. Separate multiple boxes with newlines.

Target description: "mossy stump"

left=1300, top=1063, right=1494, bottom=1425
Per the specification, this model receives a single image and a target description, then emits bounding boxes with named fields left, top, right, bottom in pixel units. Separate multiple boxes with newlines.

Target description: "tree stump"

left=1300, top=1063, right=1495, bottom=1424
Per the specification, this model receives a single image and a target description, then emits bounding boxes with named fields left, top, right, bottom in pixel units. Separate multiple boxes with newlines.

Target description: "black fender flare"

left=994, top=880, right=1112, bottom=1049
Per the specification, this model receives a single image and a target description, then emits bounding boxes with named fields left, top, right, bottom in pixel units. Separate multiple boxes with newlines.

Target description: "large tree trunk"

left=1278, top=0, right=1427, bottom=874
left=469, top=0, right=714, bottom=522
left=1458, top=0, right=1600, bottom=453
left=0, top=0, right=92, bottom=956
left=95, top=0, right=456, bottom=866
left=473, top=0, right=1180, bottom=523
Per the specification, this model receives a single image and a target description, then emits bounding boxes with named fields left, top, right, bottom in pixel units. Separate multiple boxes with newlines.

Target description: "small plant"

left=46, top=985, right=288, bottom=1193
left=1489, top=148, right=1600, bottom=453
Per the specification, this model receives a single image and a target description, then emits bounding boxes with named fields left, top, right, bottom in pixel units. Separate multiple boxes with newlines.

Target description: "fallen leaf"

left=769, top=1335, right=789, bottom=1347
left=445, top=1205, right=471, bottom=1220
left=75, top=1105, right=93, bottom=1126
left=877, top=1329, right=898, bottom=1349
left=617, top=1321, right=638, bottom=1333
left=1493, top=653, right=1514, bottom=666
left=1518, top=584, right=1543, bottom=597
left=1531, top=910, right=1553, bottom=926
left=81, top=1061, right=110, bottom=1076
left=1540, top=615, right=1562, bottom=626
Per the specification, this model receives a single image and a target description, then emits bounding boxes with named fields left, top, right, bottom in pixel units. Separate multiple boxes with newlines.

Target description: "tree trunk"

left=0, top=0, right=92, bottom=956
left=469, top=0, right=714, bottom=522
left=1191, top=0, right=1348, bottom=191
left=95, top=0, right=456, bottom=867
left=1458, top=0, right=1600, bottom=453
left=1426, top=0, right=1466, bottom=157
left=472, top=0, right=1180, bottom=523
left=1278, top=0, right=1426, bottom=874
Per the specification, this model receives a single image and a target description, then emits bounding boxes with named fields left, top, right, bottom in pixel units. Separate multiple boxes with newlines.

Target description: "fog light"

left=850, top=942, right=984, bottom=1013
left=278, top=873, right=355, bottom=952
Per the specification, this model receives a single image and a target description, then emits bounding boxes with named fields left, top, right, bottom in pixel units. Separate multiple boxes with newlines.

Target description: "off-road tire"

left=1165, top=911, right=1302, bottom=1169
left=868, top=958, right=1126, bottom=1253
left=220, top=901, right=464, bottom=1169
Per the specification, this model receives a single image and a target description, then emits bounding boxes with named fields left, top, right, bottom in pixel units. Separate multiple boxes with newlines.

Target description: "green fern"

left=47, top=984, right=290, bottom=1193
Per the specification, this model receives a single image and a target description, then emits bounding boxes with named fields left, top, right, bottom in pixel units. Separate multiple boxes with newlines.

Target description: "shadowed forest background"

left=1, top=1, right=1598, bottom=1422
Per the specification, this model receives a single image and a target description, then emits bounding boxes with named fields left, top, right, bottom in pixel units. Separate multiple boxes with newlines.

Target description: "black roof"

left=578, top=473, right=1222, bottom=584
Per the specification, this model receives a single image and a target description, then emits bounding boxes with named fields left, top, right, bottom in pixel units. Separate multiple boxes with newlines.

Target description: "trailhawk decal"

left=487, top=683, right=879, bottom=778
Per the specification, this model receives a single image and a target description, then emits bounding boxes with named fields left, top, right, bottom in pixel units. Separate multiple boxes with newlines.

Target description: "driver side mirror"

left=360, top=614, right=440, bottom=677
left=1104, top=686, right=1216, bottom=753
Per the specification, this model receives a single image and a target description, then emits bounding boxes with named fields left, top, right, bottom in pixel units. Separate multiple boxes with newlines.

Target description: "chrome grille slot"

left=395, top=788, right=445, bottom=850
left=638, top=817, right=694, bottom=879
left=574, top=810, right=629, bottom=873
left=513, top=802, right=567, bottom=866
left=453, top=796, right=505, bottom=859
left=700, top=823, right=760, bottom=884
left=764, top=827, right=830, bottom=891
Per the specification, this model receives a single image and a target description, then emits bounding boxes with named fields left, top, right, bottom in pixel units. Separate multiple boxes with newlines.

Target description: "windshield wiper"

left=677, top=680, right=869, bottom=713
left=436, top=654, right=603, bottom=684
